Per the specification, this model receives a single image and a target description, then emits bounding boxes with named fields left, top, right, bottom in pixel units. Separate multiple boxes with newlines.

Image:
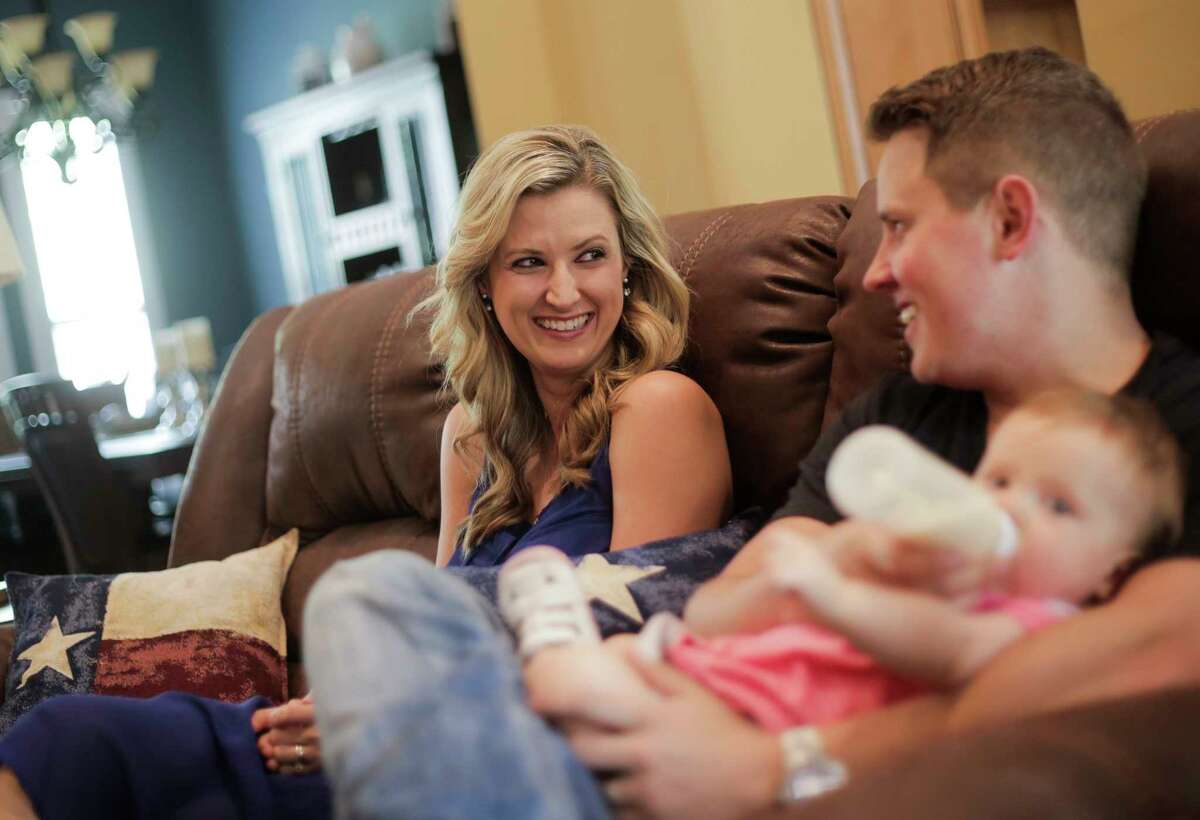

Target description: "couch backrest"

left=667, top=196, right=854, bottom=512
left=262, top=271, right=446, bottom=536
left=1130, top=109, right=1200, bottom=349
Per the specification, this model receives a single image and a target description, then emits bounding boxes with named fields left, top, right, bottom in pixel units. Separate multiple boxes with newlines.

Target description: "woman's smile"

left=533, top=312, right=594, bottom=337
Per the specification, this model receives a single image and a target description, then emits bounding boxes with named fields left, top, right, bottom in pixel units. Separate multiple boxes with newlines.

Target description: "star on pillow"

left=574, top=554, right=665, bottom=624
left=17, top=616, right=95, bottom=688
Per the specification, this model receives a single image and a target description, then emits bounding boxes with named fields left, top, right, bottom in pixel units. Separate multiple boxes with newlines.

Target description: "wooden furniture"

left=0, top=426, right=194, bottom=487
left=812, top=0, right=1086, bottom=192
left=245, top=53, right=461, bottom=303
left=0, top=374, right=192, bottom=573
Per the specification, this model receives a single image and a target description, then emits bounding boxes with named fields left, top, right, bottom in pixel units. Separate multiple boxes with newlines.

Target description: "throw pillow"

left=0, top=529, right=298, bottom=735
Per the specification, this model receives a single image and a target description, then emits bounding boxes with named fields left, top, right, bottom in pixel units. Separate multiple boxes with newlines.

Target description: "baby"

left=498, top=388, right=1186, bottom=733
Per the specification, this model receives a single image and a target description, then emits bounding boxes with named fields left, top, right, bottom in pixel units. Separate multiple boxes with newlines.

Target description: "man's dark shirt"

left=776, top=334, right=1200, bottom=555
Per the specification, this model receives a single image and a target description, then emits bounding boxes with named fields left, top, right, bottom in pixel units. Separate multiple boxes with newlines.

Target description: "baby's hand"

left=825, top=519, right=989, bottom=600
left=765, top=538, right=842, bottom=598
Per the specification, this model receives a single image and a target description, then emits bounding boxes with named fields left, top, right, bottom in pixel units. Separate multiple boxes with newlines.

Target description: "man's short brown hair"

left=867, top=47, right=1147, bottom=278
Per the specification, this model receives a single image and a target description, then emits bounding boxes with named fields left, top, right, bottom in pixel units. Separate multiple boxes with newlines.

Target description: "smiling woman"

left=301, top=124, right=734, bottom=817
left=417, top=124, right=732, bottom=568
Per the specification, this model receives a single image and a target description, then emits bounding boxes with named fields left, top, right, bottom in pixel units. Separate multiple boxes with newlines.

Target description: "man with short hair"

left=554, top=48, right=1200, bottom=817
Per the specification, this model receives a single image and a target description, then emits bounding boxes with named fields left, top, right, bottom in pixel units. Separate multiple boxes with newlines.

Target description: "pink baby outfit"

left=664, top=594, right=1074, bottom=731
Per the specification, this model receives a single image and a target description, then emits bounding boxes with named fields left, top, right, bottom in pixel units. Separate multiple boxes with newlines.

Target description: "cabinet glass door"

left=285, top=155, right=330, bottom=294
left=322, top=120, right=388, bottom=216
left=398, top=117, right=436, bottom=267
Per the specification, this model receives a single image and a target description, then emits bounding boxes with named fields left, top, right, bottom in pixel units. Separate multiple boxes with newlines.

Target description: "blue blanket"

left=447, top=511, right=762, bottom=638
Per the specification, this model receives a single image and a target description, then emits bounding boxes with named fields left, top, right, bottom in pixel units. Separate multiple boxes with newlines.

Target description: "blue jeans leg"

left=303, top=551, right=611, bottom=820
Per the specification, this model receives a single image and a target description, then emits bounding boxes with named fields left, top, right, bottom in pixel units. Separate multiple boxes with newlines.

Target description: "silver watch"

left=777, top=726, right=848, bottom=803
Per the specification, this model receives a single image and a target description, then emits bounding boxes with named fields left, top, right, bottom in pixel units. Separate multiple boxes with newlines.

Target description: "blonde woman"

left=428, top=125, right=731, bottom=568
left=303, top=126, right=733, bottom=818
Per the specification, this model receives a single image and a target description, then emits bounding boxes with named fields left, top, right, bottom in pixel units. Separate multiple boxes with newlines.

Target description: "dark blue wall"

left=0, top=0, right=446, bottom=363
left=0, top=0, right=253, bottom=362
left=203, top=0, right=445, bottom=315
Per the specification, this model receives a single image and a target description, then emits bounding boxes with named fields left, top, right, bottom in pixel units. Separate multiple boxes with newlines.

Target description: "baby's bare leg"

left=0, top=768, right=37, bottom=820
left=524, top=636, right=664, bottom=730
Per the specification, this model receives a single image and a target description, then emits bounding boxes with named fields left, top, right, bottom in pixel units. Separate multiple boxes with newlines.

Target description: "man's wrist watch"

left=776, top=726, right=848, bottom=803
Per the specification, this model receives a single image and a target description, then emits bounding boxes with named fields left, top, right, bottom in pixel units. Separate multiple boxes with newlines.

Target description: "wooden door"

left=813, top=0, right=1085, bottom=193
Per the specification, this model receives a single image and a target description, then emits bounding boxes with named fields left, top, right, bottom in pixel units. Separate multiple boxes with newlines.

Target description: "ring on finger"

left=295, top=744, right=306, bottom=765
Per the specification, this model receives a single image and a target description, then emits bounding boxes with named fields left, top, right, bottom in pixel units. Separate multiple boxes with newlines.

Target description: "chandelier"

left=0, top=10, right=156, bottom=182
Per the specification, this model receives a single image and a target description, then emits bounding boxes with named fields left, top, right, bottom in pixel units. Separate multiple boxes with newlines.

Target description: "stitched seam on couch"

left=289, top=290, right=356, bottom=521
left=1136, top=113, right=1170, bottom=142
left=1135, top=107, right=1199, bottom=142
left=369, top=295, right=411, bottom=504
left=680, top=210, right=734, bottom=280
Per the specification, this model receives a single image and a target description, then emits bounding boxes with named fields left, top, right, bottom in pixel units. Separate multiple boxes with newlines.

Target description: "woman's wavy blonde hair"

left=417, top=125, right=690, bottom=554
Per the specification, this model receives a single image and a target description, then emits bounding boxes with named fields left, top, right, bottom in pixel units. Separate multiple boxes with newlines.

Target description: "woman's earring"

left=622, top=276, right=631, bottom=297
left=481, top=292, right=493, bottom=312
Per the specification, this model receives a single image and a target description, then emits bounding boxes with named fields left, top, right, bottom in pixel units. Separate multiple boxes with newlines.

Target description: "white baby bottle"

left=826, top=425, right=1019, bottom=558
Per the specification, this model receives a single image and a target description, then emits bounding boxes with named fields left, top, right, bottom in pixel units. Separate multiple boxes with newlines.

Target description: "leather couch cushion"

left=824, top=179, right=908, bottom=429
left=669, top=197, right=851, bottom=514
left=266, top=271, right=446, bottom=535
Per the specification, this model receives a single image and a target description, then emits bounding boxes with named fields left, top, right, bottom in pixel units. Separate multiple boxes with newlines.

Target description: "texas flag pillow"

left=0, top=530, right=298, bottom=735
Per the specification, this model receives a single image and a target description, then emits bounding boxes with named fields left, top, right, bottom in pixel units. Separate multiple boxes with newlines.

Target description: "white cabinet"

left=246, top=52, right=459, bottom=303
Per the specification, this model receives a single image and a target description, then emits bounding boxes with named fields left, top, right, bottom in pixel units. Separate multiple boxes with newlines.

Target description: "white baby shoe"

left=497, top=546, right=600, bottom=660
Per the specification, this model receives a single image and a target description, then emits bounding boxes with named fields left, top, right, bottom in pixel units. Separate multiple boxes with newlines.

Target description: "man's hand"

left=251, top=694, right=322, bottom=775
left=560, top=653, right=781, bottom=820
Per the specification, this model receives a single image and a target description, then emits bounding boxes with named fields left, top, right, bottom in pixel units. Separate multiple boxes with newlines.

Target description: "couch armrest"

left=765, top=687, right=1200, bottom=819
left=170, top=306, right=294, bottom=567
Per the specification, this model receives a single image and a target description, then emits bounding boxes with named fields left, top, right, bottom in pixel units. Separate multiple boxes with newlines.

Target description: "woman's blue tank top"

left=447, top=441, right=613, bottom=567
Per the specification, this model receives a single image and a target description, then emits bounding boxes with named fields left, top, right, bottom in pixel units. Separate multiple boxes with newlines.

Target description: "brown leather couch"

left=0, top=108, right=1196, bottom=814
